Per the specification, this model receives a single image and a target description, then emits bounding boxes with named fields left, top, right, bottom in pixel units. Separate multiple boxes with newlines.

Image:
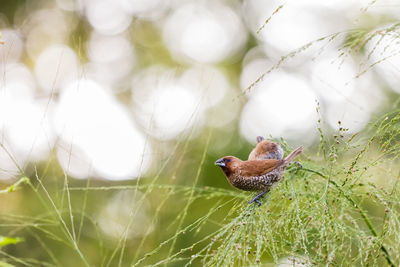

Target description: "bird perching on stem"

left=215, top=145, right=303, bottom=206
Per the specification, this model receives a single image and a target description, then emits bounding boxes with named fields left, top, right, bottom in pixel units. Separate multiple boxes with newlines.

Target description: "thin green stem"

left=0, top=176, right=30, bottom=194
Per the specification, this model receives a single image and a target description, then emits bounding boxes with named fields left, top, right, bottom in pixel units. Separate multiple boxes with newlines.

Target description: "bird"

left=215, top=146, right=303, bottom=206
left=248, top=136, right=284, bottom=160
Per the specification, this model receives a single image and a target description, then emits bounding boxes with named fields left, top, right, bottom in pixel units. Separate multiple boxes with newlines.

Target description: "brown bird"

left=215, top=146, right=303, bottom=205
left=248, top=136, right=284, bottom=160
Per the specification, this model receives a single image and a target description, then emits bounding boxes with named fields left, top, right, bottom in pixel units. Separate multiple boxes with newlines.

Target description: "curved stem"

left=302, top=168, right=395, bottom=267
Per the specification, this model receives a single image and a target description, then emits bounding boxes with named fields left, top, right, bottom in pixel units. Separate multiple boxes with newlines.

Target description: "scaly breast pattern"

left=229, top=168, right=283, bottom=191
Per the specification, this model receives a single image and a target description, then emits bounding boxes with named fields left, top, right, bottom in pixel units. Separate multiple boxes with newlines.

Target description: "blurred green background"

left=1, top=0, right=400, bottom=266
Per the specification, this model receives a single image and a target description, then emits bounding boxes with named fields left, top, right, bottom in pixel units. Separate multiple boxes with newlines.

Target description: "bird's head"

left=215, top=156, right=241, bottom=176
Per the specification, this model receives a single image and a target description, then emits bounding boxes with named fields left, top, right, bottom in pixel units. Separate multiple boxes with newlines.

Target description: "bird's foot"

left=248, top=190, right=269, bottom=206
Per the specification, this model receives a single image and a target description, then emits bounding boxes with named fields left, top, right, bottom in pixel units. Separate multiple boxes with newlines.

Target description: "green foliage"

left=0, top=236, right=23, bottom=248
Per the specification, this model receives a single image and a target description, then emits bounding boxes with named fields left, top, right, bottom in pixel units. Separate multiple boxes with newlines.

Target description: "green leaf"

left=0, top=236, right=24, bottom=248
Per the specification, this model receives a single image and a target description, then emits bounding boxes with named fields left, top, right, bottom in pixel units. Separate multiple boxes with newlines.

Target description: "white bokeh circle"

left=162, top=2, right=247, bottom=63
left=34, top=44, right=79, bottom=94
left=132, top=66, right=231, bottom=139
left=240, top=72, right=318, bottom=143
left=53, top=79, right=151, bottom=180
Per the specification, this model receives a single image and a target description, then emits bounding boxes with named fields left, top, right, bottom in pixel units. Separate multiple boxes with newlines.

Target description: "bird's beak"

left=215, top=158, right=225, bottom=167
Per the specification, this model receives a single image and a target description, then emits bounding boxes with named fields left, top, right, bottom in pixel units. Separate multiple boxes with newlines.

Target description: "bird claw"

left=248, top=190, right=269, bottom=206
left=248, top=198, right=261, bottom=206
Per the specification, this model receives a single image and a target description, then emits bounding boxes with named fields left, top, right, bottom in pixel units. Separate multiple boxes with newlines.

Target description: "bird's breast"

left=228, top=169, right=282, bottom=191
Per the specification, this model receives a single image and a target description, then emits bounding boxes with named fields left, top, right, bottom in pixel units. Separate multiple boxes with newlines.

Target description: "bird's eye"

left=225, top=158, right=231, bottom=163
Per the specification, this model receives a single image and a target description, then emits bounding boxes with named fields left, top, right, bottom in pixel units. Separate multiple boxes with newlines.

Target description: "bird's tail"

left=283, top=146, right=303, bottom=165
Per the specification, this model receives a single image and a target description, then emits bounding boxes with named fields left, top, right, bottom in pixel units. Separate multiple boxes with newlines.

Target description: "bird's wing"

left=240, top=159, right=283, bottom=177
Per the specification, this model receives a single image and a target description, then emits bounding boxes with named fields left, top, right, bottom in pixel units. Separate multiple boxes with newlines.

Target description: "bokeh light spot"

left=54, top=79, right=151, bottom=180
left=240, top=72, right=318, bottom=143
left=34, top=44, right=78, bottom=94
left=163, top=2, right=247, bottom=63
left=97, top=191, right=153, bottom=240
left=86, top=0, right=132, bottom=35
